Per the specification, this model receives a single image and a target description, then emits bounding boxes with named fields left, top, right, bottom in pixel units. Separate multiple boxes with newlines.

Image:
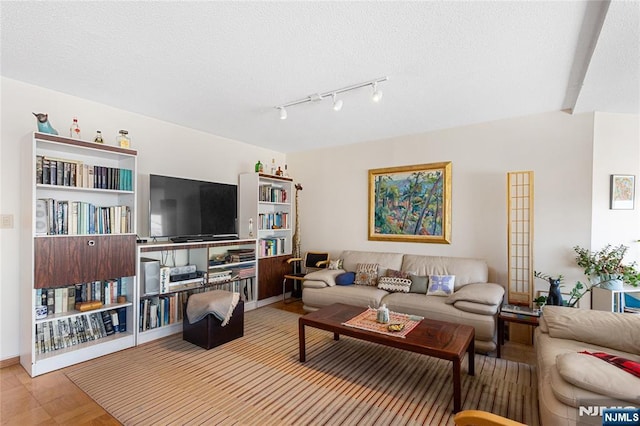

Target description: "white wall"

left=591, top=113, right=640, bottom=263
left=287, top=111, right=596, bottom=299
left=0, top=77, right=285, bottom=361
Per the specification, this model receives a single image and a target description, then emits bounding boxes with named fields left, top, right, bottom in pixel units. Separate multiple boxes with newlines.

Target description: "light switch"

left=0, top=214, right=14, bottom=229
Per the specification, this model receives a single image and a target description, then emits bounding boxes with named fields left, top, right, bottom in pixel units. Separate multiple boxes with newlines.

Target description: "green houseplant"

left=534, top=244, right=639, bottom=308
left=573, top=244, right=640, bottom=289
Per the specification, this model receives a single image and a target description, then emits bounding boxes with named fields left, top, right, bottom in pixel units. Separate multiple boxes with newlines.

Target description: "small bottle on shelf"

left=271, top=158, right=276, bottom=175
left=283, top=164, right=289, bottom=177
left=255, top=160, right=262, bottom=173
left=69, top=117, right=81, bottom=139
left=93, top=130, right=104, bottom=144
left=117, top=130, right=130, bottom=148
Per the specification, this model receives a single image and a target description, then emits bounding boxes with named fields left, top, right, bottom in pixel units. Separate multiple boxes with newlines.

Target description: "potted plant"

left=573, top=244, right=640, bottom=290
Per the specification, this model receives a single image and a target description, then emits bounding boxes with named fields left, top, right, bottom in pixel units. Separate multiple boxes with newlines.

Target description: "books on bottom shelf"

left=139, top=293, right=186, bottom=332
left=34, top=307, right=127, bottom=354
left=501, top=304, right=541, bottom=317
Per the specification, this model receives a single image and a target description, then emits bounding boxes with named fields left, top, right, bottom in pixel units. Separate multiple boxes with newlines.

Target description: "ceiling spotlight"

left=332, top=93, right=343, bottom=111
left=278, top=106, right=287, bottom=120
left=372, top=82, right=383, bottom=102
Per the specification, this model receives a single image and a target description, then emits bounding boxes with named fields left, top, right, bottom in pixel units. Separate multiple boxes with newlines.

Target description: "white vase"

left=601, top=279, right=624, bottom=291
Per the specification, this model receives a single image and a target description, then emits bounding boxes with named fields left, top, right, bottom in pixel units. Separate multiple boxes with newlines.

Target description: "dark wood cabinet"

left=258, top=255, right=292, bottom=300
left=34, top=235, right=136, bottom=288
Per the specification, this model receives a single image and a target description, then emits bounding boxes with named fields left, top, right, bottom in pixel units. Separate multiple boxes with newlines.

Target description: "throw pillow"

left=378, top=276, right=412, bottom=293
left=386, top=269, right=410, bottom=279
left=354, top=263, right=379, bottom=286
left=335, top=272, right=355, bottom=286
left=427, top=275, right=455, bottom=296
left=409, top=274, right=429, bottom=294
left=328, top=259, right=344, bottom=270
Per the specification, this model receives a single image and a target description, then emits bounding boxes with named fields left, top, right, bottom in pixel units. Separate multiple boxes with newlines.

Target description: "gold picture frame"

left=368, top=162, right=452, bottom=244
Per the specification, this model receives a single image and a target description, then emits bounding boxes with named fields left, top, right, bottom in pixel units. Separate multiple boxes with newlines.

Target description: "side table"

left=497, top=311, right=539, bottom=358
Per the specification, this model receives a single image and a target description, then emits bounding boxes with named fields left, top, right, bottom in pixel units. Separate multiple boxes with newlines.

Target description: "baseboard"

left=0, top=356, right=19, bottom=369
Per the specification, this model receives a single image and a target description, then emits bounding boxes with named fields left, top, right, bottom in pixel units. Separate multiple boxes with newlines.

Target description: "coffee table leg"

left=453, top=359, right=461, bottom=413
left=497, top=316, right=503, bottom=358
left=299, top=320, right=306, bottom=362
left=334, top=332, right=339, bottom=341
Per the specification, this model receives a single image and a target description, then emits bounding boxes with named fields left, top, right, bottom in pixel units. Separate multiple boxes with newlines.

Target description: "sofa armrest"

left=302, top=269, right=345, bottom=287
left=445, top=282, right=504, bottom=306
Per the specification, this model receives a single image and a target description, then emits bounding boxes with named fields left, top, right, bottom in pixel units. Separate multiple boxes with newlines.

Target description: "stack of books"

left=501, top=304, right=541, bottom=319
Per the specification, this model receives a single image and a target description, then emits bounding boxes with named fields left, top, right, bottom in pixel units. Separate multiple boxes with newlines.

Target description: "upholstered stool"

left=183, top=296, right=244, bottom=350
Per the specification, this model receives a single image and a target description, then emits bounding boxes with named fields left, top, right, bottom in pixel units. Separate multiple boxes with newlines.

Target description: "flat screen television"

left=149, top=174, right=238, bottom=241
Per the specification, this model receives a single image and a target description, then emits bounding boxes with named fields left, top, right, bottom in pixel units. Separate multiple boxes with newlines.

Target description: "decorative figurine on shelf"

left=32, top=112, right=58, bottom=135
left=276, top=166, right=283, bottom=176
left=69, top=117, right=81, bottom=139
left=292, top=183, right=303, bottom=258
left=93, top=130, right=104, bottom=144
left=117, top=130, right=130, bottom=148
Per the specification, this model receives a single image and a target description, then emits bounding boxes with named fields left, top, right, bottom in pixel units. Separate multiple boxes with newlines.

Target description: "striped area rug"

left=64, top=307, right=539, bottom=425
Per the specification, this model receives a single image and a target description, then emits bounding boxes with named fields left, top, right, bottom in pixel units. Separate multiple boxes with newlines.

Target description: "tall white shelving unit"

left=20, top=132, right=137, bottom=377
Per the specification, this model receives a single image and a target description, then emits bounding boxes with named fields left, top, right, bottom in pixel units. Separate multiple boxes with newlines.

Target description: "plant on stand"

left=534, top=244, right=639, bottom=308
left=573, top=244, right=640, bottom=290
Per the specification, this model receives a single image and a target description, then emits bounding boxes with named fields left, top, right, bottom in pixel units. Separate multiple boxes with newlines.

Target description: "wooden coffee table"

left=298, top=303, right=475, bottom=413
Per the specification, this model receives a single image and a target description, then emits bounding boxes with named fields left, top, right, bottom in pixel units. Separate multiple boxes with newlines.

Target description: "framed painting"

left=368, top=162, right=451, bottom=244
left=610, top=174, right=635, bottom=210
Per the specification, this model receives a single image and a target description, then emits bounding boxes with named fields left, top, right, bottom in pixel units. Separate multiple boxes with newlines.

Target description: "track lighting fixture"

left=332, top=93, right=343, bottom=111
left=275, top=76, right=387, bottom=120
left=372, top=82, right=383, bottom=103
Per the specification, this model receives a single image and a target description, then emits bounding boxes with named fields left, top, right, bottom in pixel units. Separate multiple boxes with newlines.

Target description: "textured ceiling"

left=1, top=1, right=638, bottom=153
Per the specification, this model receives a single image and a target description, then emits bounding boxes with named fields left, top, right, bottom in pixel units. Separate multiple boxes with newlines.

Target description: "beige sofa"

left=535, top=306, right=640, bottom=425
left=301, top=250, right=505, bottom=353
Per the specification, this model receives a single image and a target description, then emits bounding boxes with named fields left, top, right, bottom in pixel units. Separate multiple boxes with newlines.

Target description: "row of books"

left=140, top=293, right=186, bottom=331
left=258, top=212, right=289, bottom=230
left=140, top=281, right=256, bottom=332
left=37, top=279, right=127, bottom=316
left=259, top=237, right=287, bottom=257
left=258, top=184, right=288, bottom=203
left=37, top=198, right=132, bottom=235
left=36, top=155, right=133, bottom=191
left=35, top=308, right=127, bottom=354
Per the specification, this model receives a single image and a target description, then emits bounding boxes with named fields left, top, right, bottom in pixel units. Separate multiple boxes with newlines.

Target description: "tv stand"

left=170, top=235, right=239, bottom=243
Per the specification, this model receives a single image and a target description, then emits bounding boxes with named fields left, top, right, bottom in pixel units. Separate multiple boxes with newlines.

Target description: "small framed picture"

left=610, top=174, right=635, bottom=210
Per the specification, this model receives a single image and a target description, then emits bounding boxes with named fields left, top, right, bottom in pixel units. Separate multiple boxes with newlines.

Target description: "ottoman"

left=183, top=298, right=244, bottom=349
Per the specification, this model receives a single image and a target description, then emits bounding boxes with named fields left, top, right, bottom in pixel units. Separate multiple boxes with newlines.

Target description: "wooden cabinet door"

left=34, top=235, right=136, bottom=288
left=258, top=255, right=292, bottom=300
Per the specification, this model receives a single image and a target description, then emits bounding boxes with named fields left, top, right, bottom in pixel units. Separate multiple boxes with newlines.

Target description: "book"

left=117, top=307, right=127, bottom=332
left=501, top=304, right=541, bottom=317
left=100, top=310, right=115, bottom=335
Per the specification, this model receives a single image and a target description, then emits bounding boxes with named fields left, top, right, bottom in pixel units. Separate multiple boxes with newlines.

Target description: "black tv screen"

left=149, top=174, right=237, bottom=239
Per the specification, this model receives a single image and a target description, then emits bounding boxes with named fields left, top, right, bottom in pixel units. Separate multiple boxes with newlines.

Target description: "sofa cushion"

left=427, top=275, right=455, bottom=296
left=355, top=263, right=379, bottom=286
left=328, top=259, right=344, bottom=270
left=335, top=272, right=355, bottom=285
left=303, top=285, right=388, bottom=309
left=445, top=283, right=504, bottom=306
left=378, top=276, right=411, bottom=293
left=556, top=352, right=640, bottom=404
left=386, top=268, right=410, bottom=279
left=409, top=274, right=428, bottom=294
left=542, top=306, right=640, bottom=354
left=401, top=255, right=488, bottom=289
left=453, top=300, right=498, bottom=315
